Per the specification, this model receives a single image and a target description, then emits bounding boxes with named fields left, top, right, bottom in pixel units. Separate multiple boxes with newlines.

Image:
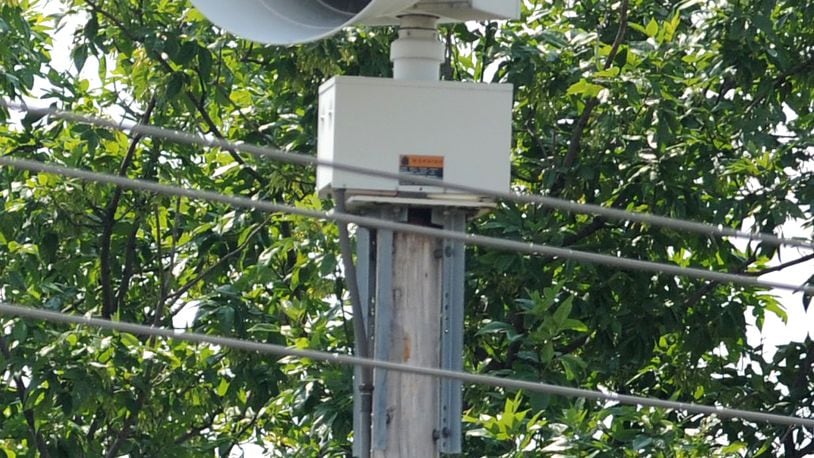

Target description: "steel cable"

left=0, top=156, right=812, bottom=295
left=2, top=100, right=811, bottom=251
left=0, top=302, right=812, bottom=428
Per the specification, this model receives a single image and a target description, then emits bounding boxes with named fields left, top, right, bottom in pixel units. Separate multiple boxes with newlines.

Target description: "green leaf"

left=164, top=35, right=180, bottom=61
left=72, top=45, right=88, bottom=73
left=165, top=72, right=185, bottom=101
left=552, top=297, right=574, bottom=326
left=198, top=47, right=213, bottom=79
left=120, top=333, right=140, bottom=348
left=561, top=318, right=588, bottom=332
left=560, top=354, right=586, bottom=380
left=320, top=252, right=337, bottom=276
left=645, top=19, right=659, bottom=38
left=216, top=378, right=230, bottom=397
left=763, top=298, right=788, bottom=324
left=83, top=15, right=98, bottom=40
left=753, top=15, right=775, bottom=38
left=184, top=7, right=209, bottom=22
left=721, top=442, right=746, bottom=454
left=594, top=66, right=620, bottom=78
left=175, top=42, right=199, bottom=66
left=633, top=436, right=654, bottom=450
left=248, top=323, right=279, bottom=333
left=566, top=79, right=604, bottom=97
left=678, top=0, right=704, bottom=10
left=541, top=342, right=554, bottom=363
left=476, top=321, right=514, bottom=336
left=7, top=241, right=38, bottom=256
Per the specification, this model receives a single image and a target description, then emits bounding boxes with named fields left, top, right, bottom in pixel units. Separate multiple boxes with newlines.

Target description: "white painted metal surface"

left=317, top=76, right=513, bottom=200
left=394, top=0, right=521, bottom=23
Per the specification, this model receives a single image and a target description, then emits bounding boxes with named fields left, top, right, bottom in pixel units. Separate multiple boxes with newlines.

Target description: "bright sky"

left=22, top=1, right=814, bottom=456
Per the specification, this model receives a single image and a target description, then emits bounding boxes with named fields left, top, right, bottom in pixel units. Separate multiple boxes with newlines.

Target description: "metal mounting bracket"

left=438, top=209, right=467, bottom=454
left=353, top=205, right=470, bottom=456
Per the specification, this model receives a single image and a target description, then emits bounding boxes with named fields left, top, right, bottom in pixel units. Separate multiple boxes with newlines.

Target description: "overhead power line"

left=2, top=100, right=812, bottom=251
left=1, top=156, right=812, bottom=296
left=1, top=301, right=812, bottom=428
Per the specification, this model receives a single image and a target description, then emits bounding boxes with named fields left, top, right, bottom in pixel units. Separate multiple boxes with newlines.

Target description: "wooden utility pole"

left=189, top=4, right=516, bottom=458
left=372, top=227, right=442, bottom=458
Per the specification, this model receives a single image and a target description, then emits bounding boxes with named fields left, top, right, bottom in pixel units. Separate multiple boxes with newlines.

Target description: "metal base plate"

left=346, top=195, right=496, bottom=215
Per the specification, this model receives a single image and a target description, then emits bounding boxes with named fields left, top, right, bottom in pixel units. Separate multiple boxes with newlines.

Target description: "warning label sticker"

left=399, top=155, right=444, bottom=185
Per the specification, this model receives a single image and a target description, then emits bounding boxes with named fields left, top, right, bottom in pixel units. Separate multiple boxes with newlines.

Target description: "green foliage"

left=0, top=0, right=812, bottom=455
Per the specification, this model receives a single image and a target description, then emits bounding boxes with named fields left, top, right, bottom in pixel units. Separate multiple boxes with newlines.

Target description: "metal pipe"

left=390, top=14, right=444, bottom=81
left=335, top=189, right=373, bottom=458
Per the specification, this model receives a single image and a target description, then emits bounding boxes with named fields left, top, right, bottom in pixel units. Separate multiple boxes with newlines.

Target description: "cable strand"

left=0, top=302, right=811, bottom=428
left=2, top=100, right=811, bottom=251
left=1, top=157, right=811, bottom=295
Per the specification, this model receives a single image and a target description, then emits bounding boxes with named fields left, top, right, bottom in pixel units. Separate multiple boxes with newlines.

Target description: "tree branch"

left=746, top=55, right=814, bottom=113
left=151, top=203, right=169, bottom=328
left=558, top=190, right=632, bottom=248
left=173, top=405, right=224, bottom=445
left=0, top=335, right=51, bottom=458
left=784, top=432, right=796, bottom=457
left=562, top=217, right=609, bottom=247
left=165, top=218, right=271, bottom=317
left=100, top=96, right=156, bottom=318
left=794, top=437, right=814, bottom=457
left=683, top=254, right=757, bottom=309
left=85, top=0, right=267, bottom=188
left=550, top=0, right=629, bottom=197
left=86, top=407, right=104, bottom=441
left=104, top=409, right=139, bottom=458
left=104, top=363, right=159, bottom=458
left=777, top=340, right=814, bottom=454
left=190, top=94, right=267, bottom=185
left=116, top=137, right=164, bottom=312
left=556, top=333, right=592, bottom=356
left=114, top=213, right=142, bottom=312
left=744, top=253, right=814, bottom=277
left=219, top=406, right=262, bottom=458
left=84, top=0, right=136, bottom=42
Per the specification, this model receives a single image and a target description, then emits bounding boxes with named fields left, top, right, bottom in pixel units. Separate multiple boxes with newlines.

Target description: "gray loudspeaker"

left=190, top=0, right=416, bottom=44
left=190, top=0, right=520, bottom=45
